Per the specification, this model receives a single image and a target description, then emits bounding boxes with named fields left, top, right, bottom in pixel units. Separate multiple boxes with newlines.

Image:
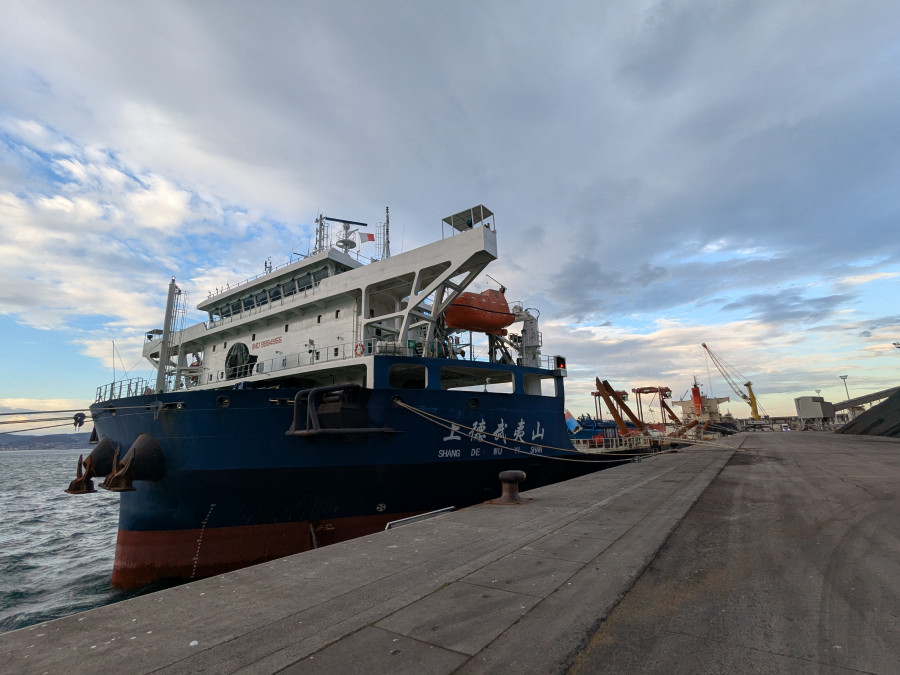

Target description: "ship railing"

left=536, top=355, right=557, bottom=369
left=252, top=338, right=425, bottom=376
left=251, top=338, right=563, bottom=379
left=571, top=435, right=667, bottom=453
left=206, top=282, right=323, bottom=329
left=204, top=257, right=307, bottom=304
left=95, top=377, right=150, bottom=403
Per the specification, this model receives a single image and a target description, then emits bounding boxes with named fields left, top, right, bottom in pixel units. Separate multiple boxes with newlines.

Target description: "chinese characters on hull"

left=440, top=416, right=548, bottom=458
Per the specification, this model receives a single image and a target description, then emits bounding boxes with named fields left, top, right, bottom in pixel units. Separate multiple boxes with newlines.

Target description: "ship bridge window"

left=390, top=364, right=427, bottom=389
left=256, top=291, right=268, bottom=307
left=297, top=274, right=312, bottom=291
left=523, top=373, right=557, bottom=397
left=243, top=297, right=255, bottom=311
left=282, top=280, right=296, bottom=297
left=440, top=366, right=513, bottom=393
left=231, top=301, right=242, bottom=315
left=269, top=286, right=281, bottom=302
left=313, top=269, right=328, bottom=284
left=221, top=305, right=231, bottom=318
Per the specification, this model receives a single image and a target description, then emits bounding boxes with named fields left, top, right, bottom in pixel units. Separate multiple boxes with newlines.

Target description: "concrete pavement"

left=570, top=432, right=900, bottom=674
left=2, top=443, right=732, bottom=673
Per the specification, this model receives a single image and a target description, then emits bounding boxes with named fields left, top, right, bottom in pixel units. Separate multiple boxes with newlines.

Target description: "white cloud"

left=838, top=272, right=900, bottom=286
left=0, top=398, right=92, bottom=413
left=2, top=1, right=900, bottom=422
left=123, top=174, right=192, bottom=232
left=0, top=191, right=30, bottom=227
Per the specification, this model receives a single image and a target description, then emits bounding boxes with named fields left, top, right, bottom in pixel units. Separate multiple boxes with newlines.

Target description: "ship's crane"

left=631, top=386, right=677, bottom=425
left=595, top=379, right=648, bottom=436
left=701, top=343, right=763, bottom=420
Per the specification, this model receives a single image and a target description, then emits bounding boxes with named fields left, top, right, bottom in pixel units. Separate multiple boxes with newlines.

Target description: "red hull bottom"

left=111, top=512, right=419, bottom=588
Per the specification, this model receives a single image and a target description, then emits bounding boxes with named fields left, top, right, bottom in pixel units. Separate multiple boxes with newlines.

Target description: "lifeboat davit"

left=445, top=289, right=515, bottom=335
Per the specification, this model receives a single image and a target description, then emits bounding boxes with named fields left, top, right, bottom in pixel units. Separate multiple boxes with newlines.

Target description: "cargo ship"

left=671, top=378, right=738, bottom=435
left=66, top=206, right=624, bottom=588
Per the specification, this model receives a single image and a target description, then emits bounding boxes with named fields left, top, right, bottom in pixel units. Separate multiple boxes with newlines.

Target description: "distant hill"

left=0, top=432, right=93, bottom=451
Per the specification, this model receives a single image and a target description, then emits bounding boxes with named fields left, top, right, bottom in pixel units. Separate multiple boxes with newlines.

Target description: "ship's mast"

left=155, top=277, right=181, bottom=393
left=313, top=214, right=329, bottom=255
left=383, top=206, right=391, bottom=258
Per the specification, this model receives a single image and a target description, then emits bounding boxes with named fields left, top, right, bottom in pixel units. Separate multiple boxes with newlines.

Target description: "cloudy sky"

left=1, top=0, right=898, bottom=432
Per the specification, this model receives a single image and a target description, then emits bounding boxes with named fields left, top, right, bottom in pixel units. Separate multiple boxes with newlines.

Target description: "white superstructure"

left=142, top=206, right=506, bottom=393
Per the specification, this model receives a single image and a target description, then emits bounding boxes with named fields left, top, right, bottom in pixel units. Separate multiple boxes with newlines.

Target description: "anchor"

left=102, top=434, right=166, bottom=492
left=64, top=454, right=95, bottom=494
left=65, top=436, right=119, bottom=494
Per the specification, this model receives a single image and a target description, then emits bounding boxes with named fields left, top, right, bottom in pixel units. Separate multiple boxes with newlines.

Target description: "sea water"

left=0, top=448, right=159, bottom=634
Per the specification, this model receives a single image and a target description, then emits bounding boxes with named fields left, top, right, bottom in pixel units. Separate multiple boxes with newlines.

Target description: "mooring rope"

left=669, top=436, right=735, bottom=448
left=0, top=420, right=93, bottom=435
left=0, top=408, right=91, bottom=416
left=393, top=399, right=678, bottom=463
left=1, top=417, right=74, bottom=425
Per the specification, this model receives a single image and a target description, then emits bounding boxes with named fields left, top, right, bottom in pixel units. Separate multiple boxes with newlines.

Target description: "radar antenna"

left=324, top=216, right=368, bottom=253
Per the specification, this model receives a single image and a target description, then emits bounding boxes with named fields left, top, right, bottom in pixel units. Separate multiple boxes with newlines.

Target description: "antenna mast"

left=313, top=214, right=329, bottom=255
left=383, top=206, right=391, bottom=258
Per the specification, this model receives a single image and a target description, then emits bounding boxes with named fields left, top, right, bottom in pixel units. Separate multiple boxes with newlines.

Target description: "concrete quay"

left=3, top=443, right=730, bottom=673
left=572, top=431, right=900, bottom=674
left=3, top=431, right=895, bottom=673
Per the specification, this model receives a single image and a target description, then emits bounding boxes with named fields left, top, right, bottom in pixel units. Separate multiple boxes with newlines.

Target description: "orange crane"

left=631, top=386, right=680, bottom=427
left=701, top=343, right=762, bottom=420
left=595, top=379, right=648, bottom=436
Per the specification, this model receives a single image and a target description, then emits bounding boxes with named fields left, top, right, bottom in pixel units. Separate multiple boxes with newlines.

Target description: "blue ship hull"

left=86, top=356, right=626, bottom=587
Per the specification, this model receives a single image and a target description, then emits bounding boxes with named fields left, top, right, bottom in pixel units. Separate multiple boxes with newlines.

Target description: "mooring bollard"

left=487, top=469, right=527, bottom=505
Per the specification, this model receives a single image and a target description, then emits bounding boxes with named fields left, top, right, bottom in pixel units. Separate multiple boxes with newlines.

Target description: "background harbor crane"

left=701, top=342, right=765, bottom=420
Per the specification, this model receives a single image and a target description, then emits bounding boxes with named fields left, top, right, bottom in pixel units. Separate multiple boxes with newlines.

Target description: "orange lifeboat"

left=445, top=289, right=515, bottom=335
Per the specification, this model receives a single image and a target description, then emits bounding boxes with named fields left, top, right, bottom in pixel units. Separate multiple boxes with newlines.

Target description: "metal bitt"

left=486, top=470, right=527, bottom=505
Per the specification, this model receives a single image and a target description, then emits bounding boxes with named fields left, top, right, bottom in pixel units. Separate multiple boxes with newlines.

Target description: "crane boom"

left=701, top=343, right=761, bottom=420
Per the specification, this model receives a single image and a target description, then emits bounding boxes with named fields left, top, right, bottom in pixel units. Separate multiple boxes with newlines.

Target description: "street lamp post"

left=839, top=375, right=853, bottom=420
